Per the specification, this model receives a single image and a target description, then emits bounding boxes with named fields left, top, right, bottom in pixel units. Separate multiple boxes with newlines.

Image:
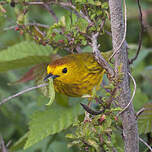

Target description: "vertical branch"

left=108, top=0, right=139, bottom=152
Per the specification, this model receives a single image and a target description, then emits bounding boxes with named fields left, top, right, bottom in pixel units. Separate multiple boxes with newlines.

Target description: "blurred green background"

left=0, top=0, right=152, bottom=151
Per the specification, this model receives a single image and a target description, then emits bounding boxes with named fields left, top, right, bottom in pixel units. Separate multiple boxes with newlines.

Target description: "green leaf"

left=72, top=13, right=78, bottom=25
left=133, top=87, right=149, bottom=111
left=77, top=18, right=88, bottom=33
left=142, top=66, right=152, bottom=81
left=24, top=103, right=81, bottom=149
left=138, top=103, right=152, bottom=134
left=56, top=93, right=69, bottom=107
left=46, top=78, right=55, bottom=106
left=133, top=49, right=150, bottom=67
left=128, top=45, right=152, bottom=67
left=65, top=15, right=72, bottom=31
left=10, top=133, right=28, bottom=151
left=102, top=2, right=108, bottom=9
left=0, top=41, right=53, bottom=72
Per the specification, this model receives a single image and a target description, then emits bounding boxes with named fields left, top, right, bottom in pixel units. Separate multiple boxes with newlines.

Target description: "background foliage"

left=0, top=0, right=152, bottom=151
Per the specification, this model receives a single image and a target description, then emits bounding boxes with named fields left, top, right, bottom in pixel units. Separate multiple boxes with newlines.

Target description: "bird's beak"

left=44, top=73, right=59, bottom=81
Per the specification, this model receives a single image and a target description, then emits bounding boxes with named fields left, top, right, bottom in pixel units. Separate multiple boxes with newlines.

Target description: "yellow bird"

left=44, top=52, right=111, bottom=97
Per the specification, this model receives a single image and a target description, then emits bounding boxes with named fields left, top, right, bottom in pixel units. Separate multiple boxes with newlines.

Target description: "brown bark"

left=108, top=0, right=139, bottom=152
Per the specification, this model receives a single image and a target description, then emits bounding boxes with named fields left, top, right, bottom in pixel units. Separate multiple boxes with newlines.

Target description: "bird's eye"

left=62, top=67, right=67, bottom=73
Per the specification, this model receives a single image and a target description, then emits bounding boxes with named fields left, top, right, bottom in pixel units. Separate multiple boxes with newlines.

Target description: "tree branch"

left=135, top=107, right=145, bottom=119
left=0, top=83, right=48, bottom=106
left=3, top=23, right=49, bottom=31
left=54, top=2, right=92, bottom=24
left=42, top=3, right=58, bottom=23
left=109, top=0, right=127, bottom=61
left=91, top=32, right=115, bottom=78
left=109, top=0, right=139, bottom=151
left=23, top=1, right=92, bottom=24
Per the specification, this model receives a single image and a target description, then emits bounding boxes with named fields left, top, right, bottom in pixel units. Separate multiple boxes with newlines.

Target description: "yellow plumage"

left=46, top=52, right=111, bottom=97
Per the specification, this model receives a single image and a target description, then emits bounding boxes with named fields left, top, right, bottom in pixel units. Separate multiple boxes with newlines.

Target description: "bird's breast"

left=53, top=70, right=104, bottom=97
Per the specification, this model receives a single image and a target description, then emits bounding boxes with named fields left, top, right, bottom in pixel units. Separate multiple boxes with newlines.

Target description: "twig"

left=92, top=32, right=115, bottom=78
left=116, top=72, right=136, bottom=117
left=101, top=80, right=111, bottom=93
left=24, top=2, right=44, bottom=5
left=24, top=1, right=92, bottom=24
left=105, top=30, right=112, bottom=37
left=0, top=1, right=7, bottom=5
left=136, top=107, right=145, bottom=119
left=129, top=0, right=144, bottom=64
left=42, top=3, right=58, bottom=23
left=109, top=0, right=127, bottom=61
left=3, top=23, right=49, bottom=31
left=0, top=136, right=7, bottom=152
left=139, top=137, right=152, bottom=152
left=34, top=26, right=46, bottom=37
left=0, top=83, right=48, bottom=106
left=1, top=1, right=92, bottom=24
left=55, top=2, right=92, bottom=24
left=58, top=4, right=81, bottom=18
left=99, top=19, right=105, bottom=33
left=6, top=140, right=12, bottom=148
left=25, top=1, right=79, bottom=18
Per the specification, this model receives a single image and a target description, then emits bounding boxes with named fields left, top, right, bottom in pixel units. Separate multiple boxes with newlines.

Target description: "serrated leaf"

left=0, top=56, right=51, bottom=72
left=24, top=103, right=81, bottom=149
left=0, top=41, right=52, bottom=62
left=138, top=103, right=152, bottom=134
left=0, top=41, right=53, bottom=72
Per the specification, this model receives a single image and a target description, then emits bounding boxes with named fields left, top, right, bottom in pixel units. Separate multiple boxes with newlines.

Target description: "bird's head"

left=44, top=56, right=79, bottom=83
